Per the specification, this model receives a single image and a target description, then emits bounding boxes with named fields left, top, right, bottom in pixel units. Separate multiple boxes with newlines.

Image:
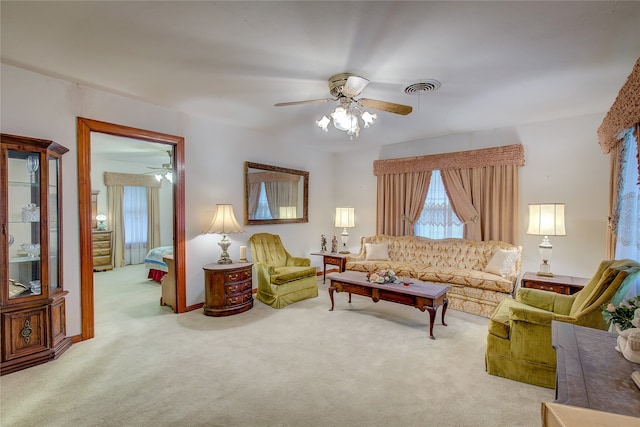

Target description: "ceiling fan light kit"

left=276, top=72, right=414, bottom=140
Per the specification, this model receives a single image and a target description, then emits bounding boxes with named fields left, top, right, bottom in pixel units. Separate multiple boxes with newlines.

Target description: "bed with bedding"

left=144, top=246, right=173, bottom=282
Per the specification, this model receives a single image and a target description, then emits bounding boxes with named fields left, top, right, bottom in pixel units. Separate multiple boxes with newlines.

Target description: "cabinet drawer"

left=92, top=248, right=111, bottom=257
left=93, top=256, right=112, bottom=266
left=225, top=281, right=252, bottom=295
left=92, top=240, right=111, bottom=250
left=225, top=291, right=252, bottom=306
left=224, top=270, right=252, bottom=283
left=92, top=232, right=111, bottom=242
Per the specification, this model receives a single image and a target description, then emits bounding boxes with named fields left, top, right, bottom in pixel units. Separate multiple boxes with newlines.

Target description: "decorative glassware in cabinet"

left=7, top=150, right=42, bottom=298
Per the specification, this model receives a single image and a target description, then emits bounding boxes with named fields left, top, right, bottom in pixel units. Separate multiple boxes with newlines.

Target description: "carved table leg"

left=441, top=297, right=449, bottom=326
left=426, top=305, right=438, bottom=340
left=328, top=286, right=336, bottom=311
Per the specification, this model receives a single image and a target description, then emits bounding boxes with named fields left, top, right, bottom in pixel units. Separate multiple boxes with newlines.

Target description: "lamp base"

left=537, top=260, right=553, bottom=277
left=339, top=250, right=350, bottom=254
left=217, top=235, right=232, bottom=264
left=536, top=271, right=554, bottom=277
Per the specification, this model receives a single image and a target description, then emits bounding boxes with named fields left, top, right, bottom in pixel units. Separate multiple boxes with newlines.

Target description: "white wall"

left=1, top=64, right=335, bottom=336
left=1, top=63, right=613, bottom=339
left=341, top=114, right=610, bottom=278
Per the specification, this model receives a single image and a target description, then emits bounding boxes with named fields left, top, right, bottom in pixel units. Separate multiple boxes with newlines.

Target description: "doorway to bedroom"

left=78, top=118, right=186, bottom=341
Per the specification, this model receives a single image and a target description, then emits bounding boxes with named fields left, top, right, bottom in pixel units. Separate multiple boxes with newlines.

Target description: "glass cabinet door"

left=49, top=156, right=60, bottom=292
left=7, top=150, right=42, bottom=299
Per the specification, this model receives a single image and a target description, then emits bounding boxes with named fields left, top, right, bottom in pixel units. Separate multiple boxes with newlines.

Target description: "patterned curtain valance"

left=103, top=172, right=161, bottom=188
left=373, top=144, right=524, bottom=176
left=247, top=171, right=301, bottom=184
left=598, top=57, right=640, bottom=154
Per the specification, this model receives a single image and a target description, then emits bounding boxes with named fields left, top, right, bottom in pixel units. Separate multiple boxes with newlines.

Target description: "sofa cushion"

left=484, top=248, right=520, bottom=277
left=365, top=243, right=389, bottom=260
left=271, top=266, right=317, bottom=285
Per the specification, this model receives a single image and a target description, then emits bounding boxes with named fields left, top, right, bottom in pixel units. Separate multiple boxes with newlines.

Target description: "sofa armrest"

left=287, top=256, right=311, bottom=267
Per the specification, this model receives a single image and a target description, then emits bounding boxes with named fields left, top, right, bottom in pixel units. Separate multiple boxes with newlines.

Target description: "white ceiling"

left=2, top=1, right=640, bottom=154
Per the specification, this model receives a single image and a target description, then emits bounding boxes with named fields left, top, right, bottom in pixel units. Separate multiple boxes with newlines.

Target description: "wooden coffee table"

left=327, top=271, right=450, bottom=340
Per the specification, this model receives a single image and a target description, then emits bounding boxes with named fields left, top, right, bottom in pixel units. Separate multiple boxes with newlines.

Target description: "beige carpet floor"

left=1, top=264, right=553, bottom=426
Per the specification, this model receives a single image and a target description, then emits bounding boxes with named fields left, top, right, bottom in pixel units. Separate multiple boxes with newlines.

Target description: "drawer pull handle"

left=228, top=286, right=238, bottom=293
left=229, top=297, right=238, bottom=304
left=229, top=273, right=238, bottom=281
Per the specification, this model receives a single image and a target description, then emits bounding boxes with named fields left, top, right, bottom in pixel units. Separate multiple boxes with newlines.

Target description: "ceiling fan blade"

left=341, top=76, right=369, bottom=98
left=358, top=98, right=413, bottom=115
left=275, top=98, right=334, bottom=107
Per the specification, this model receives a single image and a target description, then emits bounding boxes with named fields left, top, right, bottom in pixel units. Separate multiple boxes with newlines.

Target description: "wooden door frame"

left=77, top=118, right=186, bottom=340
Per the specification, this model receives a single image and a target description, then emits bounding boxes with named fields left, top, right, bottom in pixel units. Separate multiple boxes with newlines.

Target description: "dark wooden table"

left=311, top=252, right=349, bottom=283
left=552, top=321, right=640, bottom=417
left=327, top=271, right=450, bottom=340
left=521, top=272, right=588, bottom=295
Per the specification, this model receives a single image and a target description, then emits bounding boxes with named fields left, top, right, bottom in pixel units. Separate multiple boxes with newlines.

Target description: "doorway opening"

left=77, top=118, right=186, bottom=341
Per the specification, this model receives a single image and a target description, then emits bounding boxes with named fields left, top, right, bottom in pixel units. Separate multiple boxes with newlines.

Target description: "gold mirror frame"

left=244, top=162, right=309, bottom=225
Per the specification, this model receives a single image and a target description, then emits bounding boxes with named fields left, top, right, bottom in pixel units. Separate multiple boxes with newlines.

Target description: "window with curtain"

left=414, top=170, right=464, bottom=239
left=254, top=182, right=273, bottom=220
left=614, top=127, right=639, bottom=261
left=123, top=185, right=148, bottom=265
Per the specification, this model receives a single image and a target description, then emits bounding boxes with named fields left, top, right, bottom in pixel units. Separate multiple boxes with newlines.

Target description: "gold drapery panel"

left=376, top=171, right=431, bottom=236
left=104, top=172, right=162, bottom=188
left=597, top=57, right=640, bottom=155
left=373, top=144, right=525, bottom=176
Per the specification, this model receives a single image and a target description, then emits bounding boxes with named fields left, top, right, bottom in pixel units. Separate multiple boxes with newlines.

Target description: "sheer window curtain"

left=414, top=170, right=464, bottom=239
left=613, top=128, right=639, bottom=261
left=123, top=186, right=148, bottom=265
left=104, top=172, right=162, bottom=268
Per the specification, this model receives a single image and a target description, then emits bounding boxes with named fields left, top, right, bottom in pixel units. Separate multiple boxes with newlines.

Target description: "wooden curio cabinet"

left=0, top=134, right=71, bottom=375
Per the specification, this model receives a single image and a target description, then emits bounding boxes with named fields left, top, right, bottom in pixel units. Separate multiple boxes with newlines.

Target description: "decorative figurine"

left=331, top=235, right=338, bottom=253
left=320, top=234, right=327, bottom=252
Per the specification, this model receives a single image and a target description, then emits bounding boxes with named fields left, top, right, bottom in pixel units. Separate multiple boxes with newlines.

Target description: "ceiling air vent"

left=404, top=79, right=441, bottom=95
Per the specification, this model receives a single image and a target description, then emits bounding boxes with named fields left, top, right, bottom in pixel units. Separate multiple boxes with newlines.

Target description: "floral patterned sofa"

left=346, top=235, right=522, bottom=318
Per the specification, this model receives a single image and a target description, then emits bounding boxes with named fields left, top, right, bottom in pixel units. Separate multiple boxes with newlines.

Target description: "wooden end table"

left=327, top=271, right=450, bottom=340
left=311, top=252, right=349, bottom=283
left=520, top=272, right=588, bottom=295
left=203, top=262, right=253, bottom=316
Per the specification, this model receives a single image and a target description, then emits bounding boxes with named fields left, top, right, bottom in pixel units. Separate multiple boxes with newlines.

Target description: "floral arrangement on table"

left=367, top=269, right=397, bottom=284
left=602, top=296, right=640, bottom=331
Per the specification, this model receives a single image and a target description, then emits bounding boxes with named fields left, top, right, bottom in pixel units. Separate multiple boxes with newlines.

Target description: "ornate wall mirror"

left=245, top=162, right=309, bottom=225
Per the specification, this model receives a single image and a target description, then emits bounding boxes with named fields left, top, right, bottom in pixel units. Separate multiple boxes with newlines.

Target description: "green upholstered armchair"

left=249, top=233, right=318, bottom=308
left=485, top=259, right=640, bottom=388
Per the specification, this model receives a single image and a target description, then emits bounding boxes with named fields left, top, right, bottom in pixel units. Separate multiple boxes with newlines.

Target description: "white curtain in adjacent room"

left=123, top=186, right=148, bottom=265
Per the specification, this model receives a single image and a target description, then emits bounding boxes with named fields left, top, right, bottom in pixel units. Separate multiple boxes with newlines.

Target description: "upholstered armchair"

left=249, top=233, right=318, bottom=308
left=485, top=259, right=640, bottom=388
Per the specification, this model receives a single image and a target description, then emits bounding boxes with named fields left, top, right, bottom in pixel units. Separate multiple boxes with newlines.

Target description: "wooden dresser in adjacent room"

left=92, top=230, right=113, bottom=271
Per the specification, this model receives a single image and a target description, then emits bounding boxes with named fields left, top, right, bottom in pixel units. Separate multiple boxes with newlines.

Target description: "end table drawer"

left=225, top=270, right=251, bottom=283
left=525, top=282, right=566, bottom=293
left=225, top=281, right=252, bottom=295
left=226, top=291, right=252, bottom=306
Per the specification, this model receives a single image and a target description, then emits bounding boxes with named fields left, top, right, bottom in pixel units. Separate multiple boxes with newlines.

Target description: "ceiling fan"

left=275, top=73, right=412, bottom=138
left=146, top=150, right=173, bottom=182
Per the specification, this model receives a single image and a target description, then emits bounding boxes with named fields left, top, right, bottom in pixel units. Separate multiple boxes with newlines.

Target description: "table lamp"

left=205, top=204, right=244, bottom=264
left=527, top=203, right=566, bottom=277
left=335, top=207, right=355, bottom=254
left=96, top=213, right=107, bottom=230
